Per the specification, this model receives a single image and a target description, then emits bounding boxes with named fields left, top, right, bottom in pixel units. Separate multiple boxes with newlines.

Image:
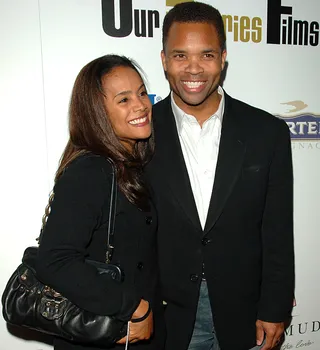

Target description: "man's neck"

left=173, top=91, right=222, bottom=127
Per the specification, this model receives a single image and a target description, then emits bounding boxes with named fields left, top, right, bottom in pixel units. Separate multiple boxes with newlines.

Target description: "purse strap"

left=104, top=157, right=117, bottom=264
left=38, top=156, right=117, bottom=264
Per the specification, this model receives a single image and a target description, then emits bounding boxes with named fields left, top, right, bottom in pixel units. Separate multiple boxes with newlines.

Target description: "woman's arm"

left=35, top=155, right=140, bottom=321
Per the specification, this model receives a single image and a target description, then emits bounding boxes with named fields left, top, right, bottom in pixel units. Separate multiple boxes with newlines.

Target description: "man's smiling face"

left=161, top=22, right=226, bottom=112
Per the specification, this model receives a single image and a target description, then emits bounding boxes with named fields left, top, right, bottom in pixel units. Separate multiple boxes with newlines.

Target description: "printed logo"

left=276, top=101, right=320, bottom=140
left=267, top=0, right=319, bottom=46
left=166, top=0, right=193, bottom=6
left=166, top=0, right=263, bottom=43
left=280, top=300, right=319, bottom=349
left=101, top=0, right=160, bottom=38
left=222, top=13, right=262, bottom=43
left=222, top=0, right=319, bottom=46
left=101, top=0, right=319, bottom=47
left=285, top=320, right=319, bottom=338
left=148, top=94, right=162, bottom=105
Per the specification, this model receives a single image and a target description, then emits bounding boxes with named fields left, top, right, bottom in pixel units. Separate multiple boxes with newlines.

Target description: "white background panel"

left=0, top=0, right=52, bottom=349
left=0, top=0, right=319, bottom=349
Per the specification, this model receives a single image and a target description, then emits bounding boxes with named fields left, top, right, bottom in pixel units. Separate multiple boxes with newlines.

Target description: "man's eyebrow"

left=171, top=49, right=187, bottom=54
left=202, top=49, right=220, bottom=54
left=170, top=49, right=220, bottom=54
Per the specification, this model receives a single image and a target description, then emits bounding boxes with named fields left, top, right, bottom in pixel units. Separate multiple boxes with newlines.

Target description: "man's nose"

left=185, top=58, right=204, bottom=75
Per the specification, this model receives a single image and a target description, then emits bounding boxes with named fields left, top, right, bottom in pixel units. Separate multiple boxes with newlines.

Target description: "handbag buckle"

left=39, top=295, right=67, bottom=320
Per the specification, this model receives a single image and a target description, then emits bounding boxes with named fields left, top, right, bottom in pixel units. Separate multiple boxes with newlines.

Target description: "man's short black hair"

left=162, top=2, right=226, bottom=52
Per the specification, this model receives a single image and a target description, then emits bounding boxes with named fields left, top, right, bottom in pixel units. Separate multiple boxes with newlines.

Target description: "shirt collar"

left=171, top=86, right=225, bottom=134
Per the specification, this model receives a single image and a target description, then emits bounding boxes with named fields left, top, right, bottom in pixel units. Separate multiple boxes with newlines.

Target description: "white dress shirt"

left=171, top=86, right=225, bottom=229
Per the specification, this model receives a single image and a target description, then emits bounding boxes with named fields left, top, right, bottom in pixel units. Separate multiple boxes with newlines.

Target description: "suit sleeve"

left=35, top=156, right=140, bottom=321
left=257, top=119, right=295, bottom=322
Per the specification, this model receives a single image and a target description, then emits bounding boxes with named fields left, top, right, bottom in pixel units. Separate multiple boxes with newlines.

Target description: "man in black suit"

left=146, top=2, right=294, bottom=350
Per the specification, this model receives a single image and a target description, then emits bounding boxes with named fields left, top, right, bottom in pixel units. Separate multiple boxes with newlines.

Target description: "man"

left=146, top=2, right=295, bottom=350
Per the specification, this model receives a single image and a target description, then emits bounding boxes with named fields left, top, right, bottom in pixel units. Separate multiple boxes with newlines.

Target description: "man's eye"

left=140, top=90, right=148, bottom=96
left=173, top=54, right=185, bottom=59
left=204, top=53, right=215, bottom=59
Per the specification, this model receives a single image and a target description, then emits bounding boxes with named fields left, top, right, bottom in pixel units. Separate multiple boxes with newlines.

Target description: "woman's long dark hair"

left=55, top=55, right=154, bottom=209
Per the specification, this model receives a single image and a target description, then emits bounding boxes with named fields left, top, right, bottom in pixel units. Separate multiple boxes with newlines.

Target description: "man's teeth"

left=129, top=116, right=147, bottom=125
left=183, top=81, right=205, bottom=88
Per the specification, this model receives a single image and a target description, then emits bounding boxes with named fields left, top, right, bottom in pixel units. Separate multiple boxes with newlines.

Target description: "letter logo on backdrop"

left=166, top=0, right=193, bottom=5
left=101, top=0, right=160, bottom=38
left=276, top=101, right=320, bottom=140
left=213, top=1, right=319, bottom=46
left=267, top=0, right=319, bottom=46
left=281, top=301, right=320, bottom=348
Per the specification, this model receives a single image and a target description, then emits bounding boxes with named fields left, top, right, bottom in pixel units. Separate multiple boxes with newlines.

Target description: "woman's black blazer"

left=35, top=153, right=165, bottom=350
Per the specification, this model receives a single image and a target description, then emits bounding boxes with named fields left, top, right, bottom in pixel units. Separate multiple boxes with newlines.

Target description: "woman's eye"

left=119, top=97, right=128, bottom=103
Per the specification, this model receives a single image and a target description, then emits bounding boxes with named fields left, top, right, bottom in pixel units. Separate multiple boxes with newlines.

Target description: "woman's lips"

left=128, top=115, right=150, bottom=126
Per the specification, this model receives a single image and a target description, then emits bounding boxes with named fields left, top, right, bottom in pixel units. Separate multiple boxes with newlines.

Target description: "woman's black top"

left=36, top=154, right=165, bottom=350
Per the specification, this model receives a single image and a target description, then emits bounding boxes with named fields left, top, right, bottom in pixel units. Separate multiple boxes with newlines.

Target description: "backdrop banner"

left=1, top=1, right=319, bottom=349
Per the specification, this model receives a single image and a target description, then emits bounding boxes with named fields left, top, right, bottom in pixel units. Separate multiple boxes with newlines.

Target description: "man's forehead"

left=166, top=23, right=219, bottom=47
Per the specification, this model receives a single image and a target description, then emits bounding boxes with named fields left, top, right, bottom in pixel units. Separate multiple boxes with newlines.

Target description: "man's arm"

left=257, top=119, right=295, bottom=349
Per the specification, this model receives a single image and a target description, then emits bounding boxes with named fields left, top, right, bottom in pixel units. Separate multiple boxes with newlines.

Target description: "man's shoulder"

left=229, top=94, right=273, bottom=119
left=152, top=95, right=171, bottom=115
left=227, top=93, right=285, bottom=129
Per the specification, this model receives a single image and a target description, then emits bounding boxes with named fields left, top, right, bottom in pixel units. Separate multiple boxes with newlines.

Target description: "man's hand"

left=256, top=320, right=284, bottom=350
left=117, top=300, right=153, bottom=344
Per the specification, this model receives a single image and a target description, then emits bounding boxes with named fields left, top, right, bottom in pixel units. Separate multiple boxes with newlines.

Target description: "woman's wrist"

left=131, top=301, right=151, bottom=323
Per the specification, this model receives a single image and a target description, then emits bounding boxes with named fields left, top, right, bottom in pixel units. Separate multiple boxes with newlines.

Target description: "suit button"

left=137, top=262, right=144, bottom=270
left=145, top=216, right=152, bottom=225
left=201, top=237, right=210, bottom=246
left=190, top=274, right=199, bottom=282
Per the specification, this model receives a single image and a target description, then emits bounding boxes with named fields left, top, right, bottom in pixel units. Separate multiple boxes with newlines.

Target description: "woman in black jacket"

left=35, top=55, right=165, bottom=350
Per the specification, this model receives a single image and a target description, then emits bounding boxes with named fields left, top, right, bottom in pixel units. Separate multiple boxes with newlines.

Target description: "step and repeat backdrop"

left=0, top=0, right=319, bottom=349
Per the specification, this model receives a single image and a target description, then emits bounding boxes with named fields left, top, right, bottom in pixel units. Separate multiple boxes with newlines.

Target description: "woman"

left=35, top=55, right=165, bottom=350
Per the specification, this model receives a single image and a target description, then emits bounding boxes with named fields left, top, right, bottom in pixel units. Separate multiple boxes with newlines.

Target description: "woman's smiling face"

left=102, top=66, right=152, bottom=150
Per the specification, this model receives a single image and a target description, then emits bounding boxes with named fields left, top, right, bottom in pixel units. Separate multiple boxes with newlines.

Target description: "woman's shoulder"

left=54, top=153, right=115, bottom=197
left=63, top=153, right=114, bottom=179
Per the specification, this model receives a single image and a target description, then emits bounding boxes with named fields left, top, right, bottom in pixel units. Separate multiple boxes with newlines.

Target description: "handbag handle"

left=37, top=156, right=117, bottom=264
left=104, top=157, right=117, bottom=264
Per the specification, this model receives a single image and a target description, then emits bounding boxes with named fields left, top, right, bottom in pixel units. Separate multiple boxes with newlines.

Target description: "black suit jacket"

left=146, top=93, right=294, bottom=350
left=36, top=154, right=165, bottom=350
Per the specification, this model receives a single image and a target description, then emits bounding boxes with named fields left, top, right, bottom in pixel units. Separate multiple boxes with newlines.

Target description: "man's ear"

left=221, top=49, right=227, bottom=71
left=161, top=50, right=167, bottom=71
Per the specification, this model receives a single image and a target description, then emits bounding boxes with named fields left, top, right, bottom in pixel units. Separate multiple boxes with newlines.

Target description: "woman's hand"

left=117, top=299, right=153, bottom=344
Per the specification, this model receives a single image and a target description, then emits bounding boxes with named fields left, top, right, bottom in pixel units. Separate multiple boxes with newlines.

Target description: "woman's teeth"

left=129, top=116, right=147, bottom=125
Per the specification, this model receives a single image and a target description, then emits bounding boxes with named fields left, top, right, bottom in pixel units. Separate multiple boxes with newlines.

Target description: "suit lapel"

left=153, top=96, right=202, bottom=231
left=203, top=93, right=246, bottom=234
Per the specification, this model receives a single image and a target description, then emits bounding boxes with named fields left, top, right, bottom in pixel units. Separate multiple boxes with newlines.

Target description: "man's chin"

left=173, top=91, right=210, bottom=108
left=181, top=97, right=207, bottom=107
